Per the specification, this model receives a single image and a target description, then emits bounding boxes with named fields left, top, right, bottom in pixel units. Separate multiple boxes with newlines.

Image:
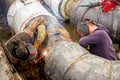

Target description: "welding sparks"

left=38, top=50, right=47, bottom=60
left=33, top=50, right=48, bottom=63
left=43, top=51, right=47, bottom=56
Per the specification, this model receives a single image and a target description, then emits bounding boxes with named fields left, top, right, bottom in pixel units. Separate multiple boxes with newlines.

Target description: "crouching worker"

left=77, top=19, right=117, bottom=60
left=5, top=17, right=46, bottom=62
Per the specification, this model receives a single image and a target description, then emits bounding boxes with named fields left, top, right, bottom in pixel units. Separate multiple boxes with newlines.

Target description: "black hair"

left=77, top=21, right=89, bottom=36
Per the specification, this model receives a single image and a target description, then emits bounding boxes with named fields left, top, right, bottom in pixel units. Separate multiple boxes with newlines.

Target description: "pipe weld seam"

left=62, top=53, right=89, bottom=80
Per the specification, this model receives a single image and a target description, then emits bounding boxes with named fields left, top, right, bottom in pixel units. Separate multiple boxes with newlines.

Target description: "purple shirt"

left=79, top=26, right=117, bottom=60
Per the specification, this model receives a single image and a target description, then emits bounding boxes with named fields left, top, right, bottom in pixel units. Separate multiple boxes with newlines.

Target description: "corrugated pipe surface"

left=70, top=0, right=120, bottom=43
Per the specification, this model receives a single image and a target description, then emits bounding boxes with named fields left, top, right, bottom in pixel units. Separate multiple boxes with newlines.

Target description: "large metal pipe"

left=70, top=0, right=120, bottom=43
left=44, top=0, right=120, bottom=43
left=45, top=41, right=120, bottom=80
left=6, top=0, right=120, bottom=80
left=7, top=0, right=53, bottom=33
left=43, top=0, right=77, bottom=20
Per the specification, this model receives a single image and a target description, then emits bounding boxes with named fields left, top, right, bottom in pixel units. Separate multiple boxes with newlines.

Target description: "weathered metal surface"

left=42, top=12, right=120, bottom=80
left=44, top=41, right=120, bottom=80
left=5, top=0, right=120, bottom=80
left=7, top=0, right=52, bottom=33
left=44, top=0, right=120, bottom=43
left=43, top=0, right=78, bottom=20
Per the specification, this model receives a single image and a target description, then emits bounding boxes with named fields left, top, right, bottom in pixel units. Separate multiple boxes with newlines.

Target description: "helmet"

left=77, top=22, right=89, bottom=36
left=14, top=42, right=37, bottom=61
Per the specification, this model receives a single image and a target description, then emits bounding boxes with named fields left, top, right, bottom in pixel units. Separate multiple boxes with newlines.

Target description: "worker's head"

left=14, top=41, right=37, bottom=61
left=77, top=19, right=97, bottom=37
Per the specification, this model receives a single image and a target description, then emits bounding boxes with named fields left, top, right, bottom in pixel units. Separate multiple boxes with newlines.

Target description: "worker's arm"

left=23, top=17, right=46, bottom=38
left=79, top=31, right=103, bottom=48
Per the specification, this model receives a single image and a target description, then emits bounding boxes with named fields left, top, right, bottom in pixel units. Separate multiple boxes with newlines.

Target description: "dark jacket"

left=79, top=26, right=117, bottom=60
left=0, top=0, right=8, bottom=26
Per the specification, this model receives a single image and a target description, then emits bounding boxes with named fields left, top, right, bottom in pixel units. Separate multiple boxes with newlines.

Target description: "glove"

left=102, top=0, right=118, bottom=12
left=23, top=17, right=46, bottom=37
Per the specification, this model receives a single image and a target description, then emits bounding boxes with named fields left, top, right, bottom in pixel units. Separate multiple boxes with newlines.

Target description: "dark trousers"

left=0, top=0, right=8, bottom=26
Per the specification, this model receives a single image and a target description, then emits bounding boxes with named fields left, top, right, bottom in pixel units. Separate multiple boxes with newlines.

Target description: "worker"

left=77, top=20, right=117, bottom=60
left=0, top=0, right=8, bottom=27
left=5, top=17, right=46, bottom=61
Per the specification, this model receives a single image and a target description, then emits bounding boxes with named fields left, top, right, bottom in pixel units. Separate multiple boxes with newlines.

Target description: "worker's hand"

left=23, top=17, right=46, bottom=37
left=28, top=17, right=46, bottom=32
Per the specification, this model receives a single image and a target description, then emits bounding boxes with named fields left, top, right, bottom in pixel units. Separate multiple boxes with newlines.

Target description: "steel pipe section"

left=43, top=0, right=77, bottom=20
left=43, top=0, right=65, bottom=21
left=45, top=41, right=120, bottom=80
left=7, top=0, right=53, bottom=33
left=70, top=0, right=120, bottom=43
left=6, top=0, right=120, bottom=80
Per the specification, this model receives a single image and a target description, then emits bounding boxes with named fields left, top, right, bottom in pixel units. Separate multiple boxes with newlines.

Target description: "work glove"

left=23, top=17, right=46, bottom=38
